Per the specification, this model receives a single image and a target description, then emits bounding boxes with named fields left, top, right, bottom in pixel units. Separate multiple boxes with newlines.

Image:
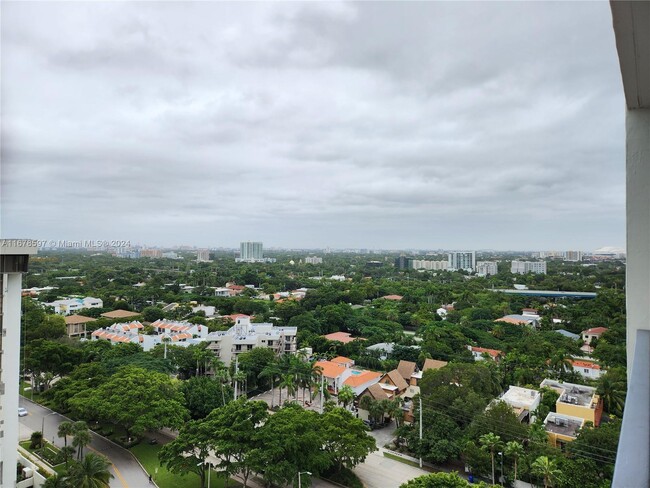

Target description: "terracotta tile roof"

left=582, top=327, right=608, bottom=335
left=171, top=333, right=192, bottom=342
left=64, top=314, right=97, bottom=324
left=382, top=369, right=408, bottom=391
left=314, top=360, right=347, bottom=379
left=222, top=314, right=251, bottom=322
left=570, top=359, right=601, bottom=370
left=331, top=356, right=353, bottom=365
left=322, top=332, right=365, bottom=344
left=152, top=320, right=192, bottom=332
left=343, top=370, right=382, bottom=388
left=362, top=383, right=390, bottom=401
left=471, top=346, right=503, bottom=358
left=382, top=295, right=403, bottom=301
left=101, top=309, right=141, bottom=319
left=115, top=321, right=143, bottom=332
left=228, top=285, right=246, bottom=290
left=423, top=358, right=448, bottom=371
left=495, top=316, right=532, bottom=325
left=397, top=360, right=417, bottom=381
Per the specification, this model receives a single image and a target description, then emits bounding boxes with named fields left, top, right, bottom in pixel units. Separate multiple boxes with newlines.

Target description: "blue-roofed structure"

left=554, top=329, right=580, bottom=340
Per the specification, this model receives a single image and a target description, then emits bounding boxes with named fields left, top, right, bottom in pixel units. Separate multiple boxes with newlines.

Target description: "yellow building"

left=544, top=412, right=585, bottom=449
left=540, top=379, right=604, bottom=426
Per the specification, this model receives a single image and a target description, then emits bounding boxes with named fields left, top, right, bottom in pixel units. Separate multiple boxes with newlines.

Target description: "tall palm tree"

left=259, top=362, right=279, bottom=407
left=597, top=371, right=626, bottom=416
left=479, top=432, right=503, bottom=486
left=549, top=352, right=572, bottom=380
left=72, top=421, right=92, bottom=460
left=387, top=398, right=405, bottom=428
left=67, top=453, right=113, bottom=488
left=58, top=421, right=74, bottom=448
left=215, top=367, right=231, bottom=406
left=531, top=456, right=561, bottom=488
left=279, top=373, right=297, bottom=402
left=337, top=385, right=355, bottom=410
left=504, top=440, right=524, bottom=482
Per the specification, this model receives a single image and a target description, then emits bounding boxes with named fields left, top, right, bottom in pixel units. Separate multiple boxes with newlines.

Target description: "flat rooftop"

left=544, top=413, right=584, bottom=437
left=541, top=379, right=596, bottom=407
left=501, top=386, right=540, bottom=408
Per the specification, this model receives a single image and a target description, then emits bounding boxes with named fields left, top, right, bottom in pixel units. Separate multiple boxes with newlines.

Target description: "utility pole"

left=234, top=355, right=239, bottom=400
left=320, top=374, right=324, bottom=414
left=419, top=396, right=423, bottom=468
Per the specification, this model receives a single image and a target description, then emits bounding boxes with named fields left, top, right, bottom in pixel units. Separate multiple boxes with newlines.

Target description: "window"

left=584, top=369, right=589, bottom=373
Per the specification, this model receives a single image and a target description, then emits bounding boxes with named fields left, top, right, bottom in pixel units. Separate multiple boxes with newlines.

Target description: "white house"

left=498, top=386, right=541, bottom=424
left=569, top=359, right=604, bottom=380
left=46, top=297, right=103, bottom=315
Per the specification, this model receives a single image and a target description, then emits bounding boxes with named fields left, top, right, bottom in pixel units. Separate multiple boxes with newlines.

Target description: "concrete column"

left=626, top=108, right=650, bottom=375
left=1, top=272, right=23, bottom=488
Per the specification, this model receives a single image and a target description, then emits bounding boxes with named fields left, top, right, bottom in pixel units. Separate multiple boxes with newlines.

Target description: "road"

left=18, top=398, right=151, bottom=488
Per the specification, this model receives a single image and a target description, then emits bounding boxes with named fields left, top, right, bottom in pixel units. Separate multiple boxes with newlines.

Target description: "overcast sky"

left=2, top=1, right=625, bottom=250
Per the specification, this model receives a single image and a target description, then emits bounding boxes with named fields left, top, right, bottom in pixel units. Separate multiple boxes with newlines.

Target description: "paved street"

left=18, top=398, right=151, bottom=488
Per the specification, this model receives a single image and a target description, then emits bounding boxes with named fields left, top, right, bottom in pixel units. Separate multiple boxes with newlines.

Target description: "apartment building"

left=64, top=314, right=97, bottom=338
left=411, top=259, right=449, bottom=271
left=305, top=256, right=323, bottom=264
left=205, top=316, right=297, bottom=366
left=1, top=240, right=38, bottom=488
left=511, top=260, right=547, bottom=274
left=448, top=251, right=476, bottom=271
left=196, top=249, right=210, bottom=262
left=544, top=412, right=585, bottom=449
left=475, top=261, right=498, bottom=276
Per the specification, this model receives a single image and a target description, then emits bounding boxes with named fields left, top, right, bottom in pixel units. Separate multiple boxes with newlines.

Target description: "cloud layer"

left=1, top=2, right=625, bottom=249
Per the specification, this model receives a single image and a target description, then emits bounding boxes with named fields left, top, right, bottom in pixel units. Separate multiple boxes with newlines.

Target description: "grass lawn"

left=130, top=443, right=240, bottom=488
left=383, top=451, right=424, bottom=468
left=20, top=381, right=47, bottom=404
left=19, top=440, right=68, bottom=474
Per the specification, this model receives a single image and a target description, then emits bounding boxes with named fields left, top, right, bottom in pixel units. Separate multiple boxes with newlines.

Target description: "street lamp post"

left=298, top=471, right=312, bottom=488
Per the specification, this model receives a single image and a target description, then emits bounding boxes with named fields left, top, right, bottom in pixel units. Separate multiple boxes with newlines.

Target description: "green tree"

left=205, top=399, right=269, bottom=487
left=158, top=419, right=212, bottom=488
left=337, top=385, right=355, bottom=410
left=42, top=474, right=71, bottom=488
left=30, top=431, right=44, bottom=449
left=320, top=407, right=376, bottom=472
left=66, top=453, right=113, bottom=488
left=72, top=421, right=92, bottom=460
left=142, top=306, right=165, bottom=323
left=58, top=421, right=74, bottom=448
left=69, top=366, right=188, bottom=440
left=504, top=440, right=524, bottom=481
left=597, top=368, right=626, bottom=416
left=180, top=376, right=232, bottom=419
left=479, top=433, right=502, bottom=485
left=400, top=472, right=489, bottom=488
left=531, top=456, right=561, bottom=488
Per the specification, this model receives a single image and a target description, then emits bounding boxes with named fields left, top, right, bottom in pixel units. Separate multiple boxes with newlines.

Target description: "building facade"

left=305, top=256, right=323, bottom=264
left=511, top=260, right=547, bottom=274
left=197, top=249, right=210, bottom=262
left=475, top=261, right=498, bottom=276
left=411, top=259, right=449, bottom=271
left=205, top=316, right=296, bottom=365
left=1, top=240, right=38, bottom=488
left=448, top=251, right=476, bottom=271
left=45, top=296, right=103, bottom=315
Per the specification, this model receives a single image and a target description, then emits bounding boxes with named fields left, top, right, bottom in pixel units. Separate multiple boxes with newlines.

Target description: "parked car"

left=18, top=407, right=28, bottom=417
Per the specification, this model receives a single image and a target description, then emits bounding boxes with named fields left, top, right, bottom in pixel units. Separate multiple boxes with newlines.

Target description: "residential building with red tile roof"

left=343, top=370, right=383, bottom=396
left=100, top=309, right=141, bottom=319
left=467, top=345, right=504, bottom=362
left=422, top=358, right=448, bottom=372
left=581, top=327, right=608, bottom=344
left=314, top=360, right=352, bottom=393
left=495, top=314, right=539, bottom=328
left=569, top=358, right=604, bottom=380
left=381, top=295, right=403, bottom=301
left=379, top=369, right=408, bottom=396
left=331, top=356, right=355, bottom=368
left=321, top=331, right=365, bottom=344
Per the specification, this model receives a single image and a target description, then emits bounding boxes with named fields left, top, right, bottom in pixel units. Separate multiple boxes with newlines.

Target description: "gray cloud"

left=1, top=1, right=624, bottom=249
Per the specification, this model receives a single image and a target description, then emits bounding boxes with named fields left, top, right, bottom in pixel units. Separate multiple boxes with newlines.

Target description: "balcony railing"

left=612, top=329, right=649, bottom=487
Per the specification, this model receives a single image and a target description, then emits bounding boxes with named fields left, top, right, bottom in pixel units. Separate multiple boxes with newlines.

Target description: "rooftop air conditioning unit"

left=555, top=417, right=561, bottom=426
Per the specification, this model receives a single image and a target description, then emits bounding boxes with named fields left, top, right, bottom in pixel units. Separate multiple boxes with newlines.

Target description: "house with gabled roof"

left=467, top=345, right=504, bottom=362
left=581, top=327, right=608, bottom=344
left=569, top=358, right=604, bottom=380
left=343, top=370, right=383, bottom=396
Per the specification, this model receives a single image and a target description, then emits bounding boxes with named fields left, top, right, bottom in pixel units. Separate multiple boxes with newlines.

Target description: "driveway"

left=19, top=398, right=151, bottom=488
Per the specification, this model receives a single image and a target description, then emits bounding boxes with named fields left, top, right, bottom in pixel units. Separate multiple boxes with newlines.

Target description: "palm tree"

left=387, top=398, right=405, bottom=428
left=215, top=367, right=231, bottom=406
left=60, top=446, right=77, bottom=466
left=259, top=362, right=279, bottom=407
left=337, top=385, right=355, bottom=410
left=531, top=456, right=561, bottom=488
left=72, top=421, right=92, bottom=460
left=43, top=474, right=71, bottom=488
left=504, top=440, right=524, bottom=482
left=67, top=453, right=113, bottom=488
left=58, top=421, right=74, bottom=448
left=279, top=373, right=297, bottom=402
left=549, top=352, right=572, bottom=380
left=479, top=432, right=503, bottom=485
left=597, top=371, right=626, bottom=416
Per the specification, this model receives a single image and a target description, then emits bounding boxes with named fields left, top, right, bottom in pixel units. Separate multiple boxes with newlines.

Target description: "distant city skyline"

left=2, top=2, right=624, bottom=249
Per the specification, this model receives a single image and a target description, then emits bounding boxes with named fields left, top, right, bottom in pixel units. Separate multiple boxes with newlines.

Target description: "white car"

left=18, top=407, right=28, bottom=417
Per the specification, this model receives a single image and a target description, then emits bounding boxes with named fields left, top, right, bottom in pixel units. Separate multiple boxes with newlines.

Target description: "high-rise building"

left=197, top=249, right=210, bottom=262
left=394, top=255, right=412, bottom=270
left=238, top=242, right=264, bottom=262
left=476, top=261, right=498, bottom=276
left=511, top=260, right=547, bottom=275
left=305, top=256, right=323, bottom=264
left=448, top=251, right=476, bottom=271
left=411, top=259, right=448, bottom=271
left=565, top=251, right=583, bottom=262
left=1, top=240, right=37, bottom=488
